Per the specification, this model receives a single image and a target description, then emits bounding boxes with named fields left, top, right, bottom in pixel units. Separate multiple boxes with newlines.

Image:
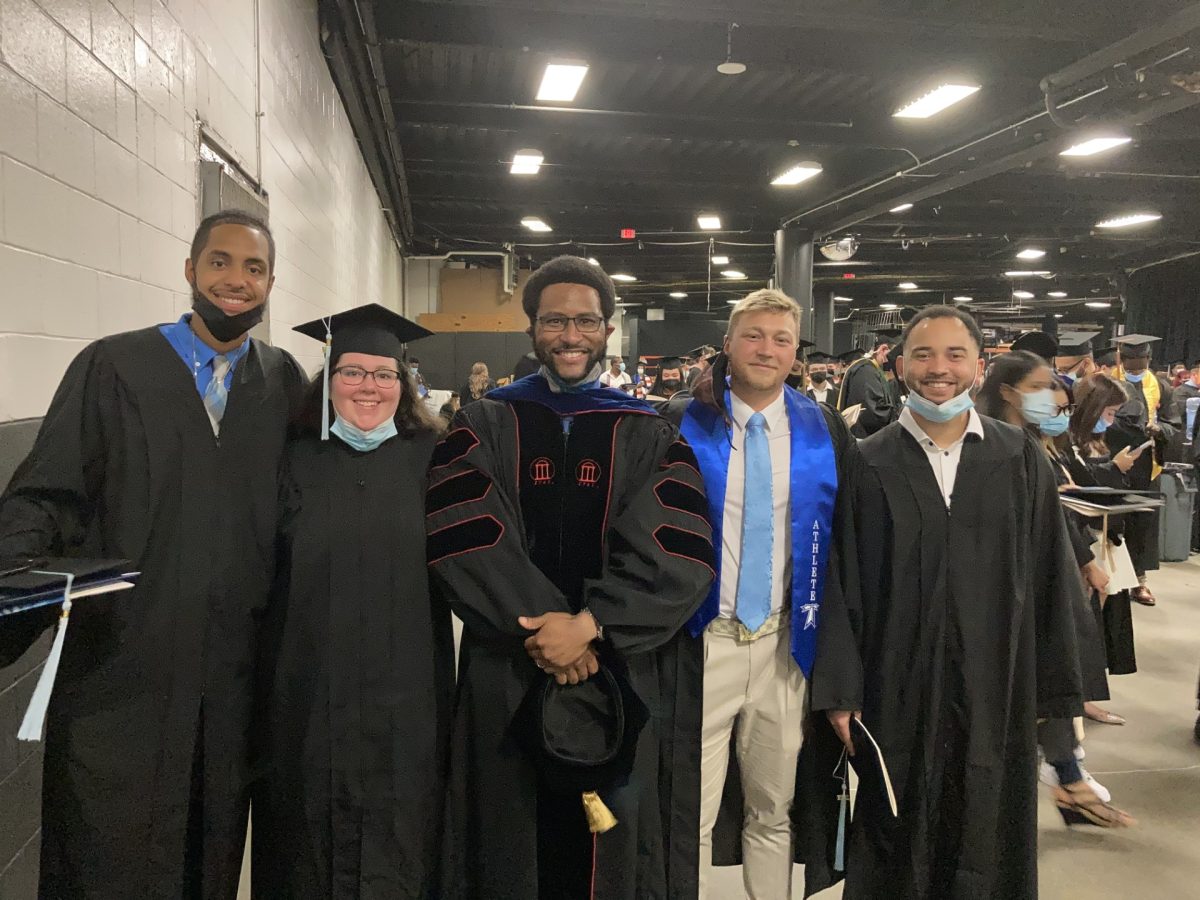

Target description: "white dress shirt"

left=809, top=384, right=832, bottom=404
left=897, top=405, right=985, bottom=507
left=719, top=391, right=792, bottom=619
left=599, top=370, right=631, bottom=388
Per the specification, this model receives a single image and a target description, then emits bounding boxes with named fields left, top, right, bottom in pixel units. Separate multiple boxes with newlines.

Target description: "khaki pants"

left=698, top=625, right=806, bottom=900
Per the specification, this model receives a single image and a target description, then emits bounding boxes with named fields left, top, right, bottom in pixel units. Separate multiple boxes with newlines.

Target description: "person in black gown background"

left=0, top=211, right=307, bottom=898
left=253, top=305, right=454, bottom=899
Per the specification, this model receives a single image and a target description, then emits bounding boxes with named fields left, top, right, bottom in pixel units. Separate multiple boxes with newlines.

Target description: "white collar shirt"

left=897, top=406, right=985, bottom=507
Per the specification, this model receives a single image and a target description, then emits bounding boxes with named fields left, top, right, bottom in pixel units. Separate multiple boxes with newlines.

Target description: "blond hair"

left=727, top=288, right=802, bottom=338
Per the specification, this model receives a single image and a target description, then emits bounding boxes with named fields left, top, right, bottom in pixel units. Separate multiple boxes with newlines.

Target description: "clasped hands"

left=519, top=611, right=601, bottom=685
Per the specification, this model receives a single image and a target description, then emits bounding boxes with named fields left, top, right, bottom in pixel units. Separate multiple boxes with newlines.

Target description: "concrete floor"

left=708, top=556, right=1200, bottom=898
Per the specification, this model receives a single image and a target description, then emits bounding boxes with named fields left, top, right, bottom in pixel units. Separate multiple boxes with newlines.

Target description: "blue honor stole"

left=679, top=386, right=838, bottom=678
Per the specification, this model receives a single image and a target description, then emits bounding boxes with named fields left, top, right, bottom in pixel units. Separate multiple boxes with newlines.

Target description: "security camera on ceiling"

left=819, top=237, right=859, bottom=261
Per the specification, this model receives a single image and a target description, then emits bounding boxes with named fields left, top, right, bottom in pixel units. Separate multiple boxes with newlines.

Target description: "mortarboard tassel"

left=17, top=572, right=75, bottom=742
left=834, top=751, right=849, bottom=872
left=320, top=317, right=332, bottom=441
left=581, top=790, right=617, bottom=834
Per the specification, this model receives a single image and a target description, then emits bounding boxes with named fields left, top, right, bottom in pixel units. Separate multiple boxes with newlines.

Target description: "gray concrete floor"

left=708, top=556, right=1200, bottom=898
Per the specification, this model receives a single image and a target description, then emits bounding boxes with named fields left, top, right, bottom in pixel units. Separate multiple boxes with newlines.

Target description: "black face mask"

left=786, top=374, right=805, bottom=389
left=659, top=378, right=683, bottom=395
left=190, top=285, right=266, bottom=343
left=811, top=372, right=828, bottom=385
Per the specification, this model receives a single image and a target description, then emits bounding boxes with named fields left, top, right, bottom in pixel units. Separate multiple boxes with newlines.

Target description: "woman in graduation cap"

left=253, top=304, right=454, bottom=900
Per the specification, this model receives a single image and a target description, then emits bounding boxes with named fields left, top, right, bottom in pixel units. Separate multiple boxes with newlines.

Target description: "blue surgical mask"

left=410, top=366, right=419, bottom=376
left=1124, top=370, right=1145, bottom=383
left=1057, top=372, right=1075, bottom=387
left=330, top=414, right=398, bottom=452
left=905, top=385, right=975, bottom=423
left=1018, top=388, right=1060, bottom=425
left=619, top=362, right=627, bottom=372
left=1092, top=416, right=1111, bottom=434
left=1039, top=413, right=1070, bottom=437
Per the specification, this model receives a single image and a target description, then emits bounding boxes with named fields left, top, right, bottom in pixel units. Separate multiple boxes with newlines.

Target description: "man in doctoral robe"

left=0, top=210, right=307, bottom=898
left=425, top=255, right=715, bottom=900
left=836, top=339, right=897, bottom=437
left=658, top=290, right=856, bottom=899
left=814, top=305, right=1084, bottom=900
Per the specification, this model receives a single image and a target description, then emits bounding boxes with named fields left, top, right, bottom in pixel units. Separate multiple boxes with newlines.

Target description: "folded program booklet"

left=850, top=716, right=899, bottom=818
left=0, top=559, right=138, bottom=617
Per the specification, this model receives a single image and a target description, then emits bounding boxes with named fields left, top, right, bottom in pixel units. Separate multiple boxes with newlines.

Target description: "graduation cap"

left=1092, top=345, right=1119, bottom=367
left=688, top=344, right=720, bottom=362
left=657, top=356, right=685, bottom=371
left=1055, top=331, right=1101, bottom=357
left=795, top=337, right=815, bottom=360
left=513, top=663, right=650, bottom=834
left=837, top=349, right=865, bottom=365
left=1115, top=334, right=1161, bottom=358
left=1010, top=330, right=1059, bottom=360
left=806, top=351, right=836, bottom=364
left=294, top=303, right=434, bottom=440
left=884, top=342, right=904, bottom=373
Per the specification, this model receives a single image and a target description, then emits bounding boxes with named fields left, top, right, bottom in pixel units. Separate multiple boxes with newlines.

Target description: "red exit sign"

left=620, top=228, right=636, bottom=239
left=842, top=273, right=856, bottom=279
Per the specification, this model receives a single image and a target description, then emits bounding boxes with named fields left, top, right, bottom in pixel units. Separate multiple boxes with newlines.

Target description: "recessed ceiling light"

left=520, top=217, right=551, bottom=232
left=510, top=149, right=543, bottom=175
left=1013, top=290, right=1035, bottom=299
left=1085, top=301, right=1112, bottom=309
left=953, top=295, right=972, bottom=302
left=771, top=163, right=823, bottom=186
left=880, top=303, right=898, bottom=309
left=1048, top=290, right=1068, bottom=298
left=722, top=269, right=747, bottom=280
left=711, top=255, right=730, bottom=265
left=1015, top=248, right=1045, bottom=260
left=1060, top=136, right=1132, bottom=157
left=1004, top=270, right=1052, bottom=277
left=669, top=291, right=688, bottom=299
left=697, top=214, right=722, bottom=230
left=898, top=281, right=918, bottom=290
left=611, top=273, right=637, bottom=282
left=1096, top=212, right=1162, bottom=228
left=536, top=63, right=588, bottom=102
left=1053, top=313, right=1064, bottom=318
left=890, top=203, right=914, bottom=213
left=893, top=83, right=980, bottom=118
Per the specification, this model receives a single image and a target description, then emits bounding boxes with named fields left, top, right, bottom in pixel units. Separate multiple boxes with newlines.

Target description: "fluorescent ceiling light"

left=880, top=303, right=898, bottom=309
left=611, top=273, right=637, bottom=282
left=1085, top=301, right=1112, bottom=309
left=953, top=295, right=972, bottom=302
left=890, top=203, right=914, bottom=213
left=587, top=257, right=600, bottom=265
left=722, top=269, right=747, bottom=280
left=1004, top=270, right=1052, bottom=277
left=1096, top=212, right=1161, bottom=228
left=669, top=291, right=688, bottom=299
left=726, top=299, right=740, bottom=305
left=1048, top=290, right=1068, bottom=298
left=1012, top=290, right=1035, bottom=299
left=710, top=255, right=730, bottom=265
left=1054, top=313, right=1064, bottom=318
left=1060, top=136, right=1132, bottom=157
left=898, top=281, right=918, bottom=290
left=510, top=150, right=543, bottom=174
left=1015, top=248, right=1045, bottom=260
left=833, top=295, right=853, bottom=302
left=697, top=215, right=722, bottom=230
left=893, top=83, right=980, bottom=119
left=520, top=217, right=552, bottom=232
left=771, top=163, right=823, bottom=186
left=536, top=63, right=588, bottom=102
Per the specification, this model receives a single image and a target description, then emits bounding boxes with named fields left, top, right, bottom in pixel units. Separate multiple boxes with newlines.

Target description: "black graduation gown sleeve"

left=841, top=361, right=896, bottom=436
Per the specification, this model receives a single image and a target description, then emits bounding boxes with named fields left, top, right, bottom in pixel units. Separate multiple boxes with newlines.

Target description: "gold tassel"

left=581, top=791, right=617, bottom=833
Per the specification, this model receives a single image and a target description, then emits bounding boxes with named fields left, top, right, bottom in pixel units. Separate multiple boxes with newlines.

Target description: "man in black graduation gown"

left=0, top=211, right=307, bottom=899
left=836, top=339, right=898, bottom=437
left=425, top=255, right=715, bottom=900
left=812, top=306, right=1084, bottom=900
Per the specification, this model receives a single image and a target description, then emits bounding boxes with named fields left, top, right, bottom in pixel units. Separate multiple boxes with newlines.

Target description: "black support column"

left=774, top=227, right=818, bottom=344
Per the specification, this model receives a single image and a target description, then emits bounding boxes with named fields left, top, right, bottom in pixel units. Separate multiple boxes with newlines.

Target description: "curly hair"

left=520, top=255, right=616, bottom=323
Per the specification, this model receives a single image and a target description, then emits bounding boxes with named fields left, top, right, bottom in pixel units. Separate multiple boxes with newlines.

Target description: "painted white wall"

left=0, top=0, right=404, bottom=420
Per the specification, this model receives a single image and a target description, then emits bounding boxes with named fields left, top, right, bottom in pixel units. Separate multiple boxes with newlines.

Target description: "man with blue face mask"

left=813, top=305, right=1087, bottom=900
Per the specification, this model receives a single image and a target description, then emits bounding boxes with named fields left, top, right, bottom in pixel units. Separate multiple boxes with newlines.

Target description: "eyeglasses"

left=1057, top=403, right=1075, bottom=416
left=334, top=365, right=402, bottom=387
left=535, top=314, right=606, bottom=333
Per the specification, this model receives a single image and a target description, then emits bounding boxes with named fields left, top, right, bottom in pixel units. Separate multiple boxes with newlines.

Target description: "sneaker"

left=1079, top=766, right=1111, bottom=803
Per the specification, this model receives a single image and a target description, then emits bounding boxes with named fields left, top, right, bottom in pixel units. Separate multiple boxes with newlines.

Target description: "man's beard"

left=534, top=342, right=606, bottom=383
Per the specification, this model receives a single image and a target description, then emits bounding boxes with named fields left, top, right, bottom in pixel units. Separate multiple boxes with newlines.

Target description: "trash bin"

left=1158, top=463, right=1197, bottom=562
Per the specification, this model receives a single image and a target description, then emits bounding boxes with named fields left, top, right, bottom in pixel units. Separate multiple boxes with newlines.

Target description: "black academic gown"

left=252, top=430, right=454, bottom=900
left=0, top=327, right=305, bottom=899
left=836, top=359, right=896, bottom=437
left=806, top=417, right=1083, bottom=900
left=425, top=383, right=715, bottom=900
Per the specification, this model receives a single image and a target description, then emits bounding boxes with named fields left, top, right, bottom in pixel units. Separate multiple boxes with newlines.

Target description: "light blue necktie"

left=735, top=411, right=773, bottom=632
left=203, top=354, right=230, bottom=435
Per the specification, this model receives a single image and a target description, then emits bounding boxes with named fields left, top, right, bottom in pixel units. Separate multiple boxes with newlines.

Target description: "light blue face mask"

left=618, top=362, right=627, bottom=372
left=905, top=384, right=975, bottom=423
left=1018, top=388, right=1060, bottom=424
left=1093, top=416, right=1111, bottom=434
left=1039, top=413, right=1070, bottom=437
left=330, top=414, right=398, bottom=452
left=1124, top=370, right=1145, bottom=383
